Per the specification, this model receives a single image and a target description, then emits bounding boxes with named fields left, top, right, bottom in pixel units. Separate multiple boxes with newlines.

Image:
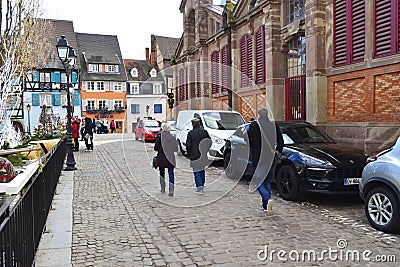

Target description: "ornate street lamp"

left=56, top=35, right=77, bottom=171
left=26, top=104, right=31, bottom=135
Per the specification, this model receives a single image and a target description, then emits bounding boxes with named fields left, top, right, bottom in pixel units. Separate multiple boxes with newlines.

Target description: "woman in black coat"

left=154, top=123, right=178, bottom=196
left=83, top=117, right=94, bottom=151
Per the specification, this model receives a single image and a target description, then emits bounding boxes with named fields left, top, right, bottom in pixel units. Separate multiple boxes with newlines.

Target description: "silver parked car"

left=359, top=137, right=400, bottom=233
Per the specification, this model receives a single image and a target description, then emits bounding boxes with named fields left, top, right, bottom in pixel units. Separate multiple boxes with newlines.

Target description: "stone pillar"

left=196, top=1, right=211, bottom=45
left=230, top=28, right=239, bottom=112
left=305, top=0, right=327, bottom=125
left=264, top=1, right=285, bottom=121
left=187, top=54, right=197, bottom=109
left=199, top=46, right=211, bottom=110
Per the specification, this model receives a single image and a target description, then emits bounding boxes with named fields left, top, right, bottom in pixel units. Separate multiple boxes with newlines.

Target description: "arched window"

left=286, top=35, right=306, bottom=77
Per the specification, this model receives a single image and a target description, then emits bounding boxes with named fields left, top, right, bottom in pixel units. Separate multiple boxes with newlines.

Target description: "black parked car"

left=223, top=121, right=367, bottom=200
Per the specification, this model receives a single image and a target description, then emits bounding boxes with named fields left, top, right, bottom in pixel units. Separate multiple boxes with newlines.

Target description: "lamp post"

left=26, top=104, right=31, bottom=135
left=56, top=35, right=77, bottom=171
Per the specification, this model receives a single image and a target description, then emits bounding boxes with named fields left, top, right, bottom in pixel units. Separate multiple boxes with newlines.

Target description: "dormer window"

left=88, top=64, right=99, bottom=72
left=131, top=68, right=138, bottom=78
left=106, top=65, right=119, bottom=73
left=150, top=68, right=157, bottom=78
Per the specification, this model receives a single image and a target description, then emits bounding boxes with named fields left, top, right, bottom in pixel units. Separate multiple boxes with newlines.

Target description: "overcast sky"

left=41, top=0, right=184, bottom=60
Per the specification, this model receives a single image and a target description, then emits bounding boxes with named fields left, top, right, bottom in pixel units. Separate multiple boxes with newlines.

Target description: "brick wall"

left=328, top=63, right=400, bottom=122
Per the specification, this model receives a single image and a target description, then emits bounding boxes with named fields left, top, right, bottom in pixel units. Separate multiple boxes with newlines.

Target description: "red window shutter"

left=247, top=36, right=253, bottom=85
left=221, top=45, right=228, bottom=92
left=255, top=26, right=265, bottom=84
left=185, top=67, right=189, bottom=100
left=375, top=0, right=396, bottom=57
left=196, top=61, right=201, bottom=97
left=211, top=51, right=220, bottom=94
left=352, top=0, right=365, bottom=62
left=179, top=68, right=185, bottom=101
left=334, top=0, right=349, bottom=65
left=334, top=0, right=365, bottom=65
left=240, top=37, right=247, bottom=87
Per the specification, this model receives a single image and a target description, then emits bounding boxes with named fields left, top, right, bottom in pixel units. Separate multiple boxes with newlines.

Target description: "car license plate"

left=344, top=178, right=361, bottom=185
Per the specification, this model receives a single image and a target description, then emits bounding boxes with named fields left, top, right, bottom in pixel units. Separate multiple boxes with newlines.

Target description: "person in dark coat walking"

left=154, top=123, right=178, bottom=196
left=83, top=117, right=94, bottom=151
left=247, top=108, right=283, bottom=214
left=72, top=120, right=80, bottom=151
left=186, top=118, right=212, bottom=194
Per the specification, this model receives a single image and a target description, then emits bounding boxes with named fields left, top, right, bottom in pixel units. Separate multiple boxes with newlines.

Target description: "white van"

left=175, top=110, right=245, bottom=160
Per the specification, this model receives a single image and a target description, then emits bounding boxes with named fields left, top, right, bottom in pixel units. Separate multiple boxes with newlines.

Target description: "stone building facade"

left=174, top=0, right=400, bottom=154
left=325, top=0, right=400, bottom=153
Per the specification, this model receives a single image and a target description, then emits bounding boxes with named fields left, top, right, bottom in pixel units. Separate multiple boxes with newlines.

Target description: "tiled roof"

left=152, top=35, right=180, bottom=60
left=124, top=59, right=163, bottom=82
left=76, top=33, right=127, bottom=81
left=39, top=19, right=80, bottom=70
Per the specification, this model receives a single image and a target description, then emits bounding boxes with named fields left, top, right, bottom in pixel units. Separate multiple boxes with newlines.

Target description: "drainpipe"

left=226, top=0, right=235, bottom=110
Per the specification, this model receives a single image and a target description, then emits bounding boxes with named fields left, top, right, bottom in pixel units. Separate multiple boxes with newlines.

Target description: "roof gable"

left=39, top=19, right=80, bottom=70
left=124, top=59, right=163, bottom=82
left=76, top=33, right=127, bottom=81
left=152, top=35, right=180, bottom=60
left=233, top=0, right=256, bottom=18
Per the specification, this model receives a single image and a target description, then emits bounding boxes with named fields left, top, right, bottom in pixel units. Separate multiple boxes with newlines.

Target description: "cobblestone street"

left=69, top=134, right=399, bottom=266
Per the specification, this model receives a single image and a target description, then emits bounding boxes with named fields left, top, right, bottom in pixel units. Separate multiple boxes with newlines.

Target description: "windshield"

left=144, top=121, right=159, bottom=128
left=280, top=124, right=334, bottom=144
left=202, top=112, right=245, bottom=130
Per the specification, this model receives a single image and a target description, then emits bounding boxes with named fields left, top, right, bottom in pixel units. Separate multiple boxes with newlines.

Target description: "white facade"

left=126, top=95, right=167, bottom=133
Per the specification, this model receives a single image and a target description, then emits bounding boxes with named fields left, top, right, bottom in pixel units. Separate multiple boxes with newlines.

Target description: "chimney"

left=145, top=48, right=150, bottom=61
left=151, top=51, right=156, bottom=65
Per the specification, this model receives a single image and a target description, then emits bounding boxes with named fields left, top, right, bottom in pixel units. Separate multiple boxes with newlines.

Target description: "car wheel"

left=365, top=187, right=400, bottom=233
left=223, top=151, right=238, bottom=179
left=276, top=165, right=300, bottom=201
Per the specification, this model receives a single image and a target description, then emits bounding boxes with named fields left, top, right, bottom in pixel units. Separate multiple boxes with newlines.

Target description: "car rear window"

left=280, top=125, right=334, bottom=144
left=144, top=121, right=159, bottom=127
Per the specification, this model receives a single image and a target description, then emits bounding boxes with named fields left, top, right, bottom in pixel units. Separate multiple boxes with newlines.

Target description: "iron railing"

left=0, top=140, right=66, bottom=266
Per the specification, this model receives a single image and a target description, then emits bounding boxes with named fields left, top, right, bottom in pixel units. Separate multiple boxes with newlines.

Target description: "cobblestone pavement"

left=71, top=134, right=399, bottom=266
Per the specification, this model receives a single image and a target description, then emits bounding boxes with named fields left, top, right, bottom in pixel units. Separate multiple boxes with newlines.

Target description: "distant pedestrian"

left=84, top=117, right=94, bottom=151
left=186, top=117, right=212, bottom=194
left=103, top=118, right=109, bottom=134
left=247, top=108, right=283, bottom=214
left=72, top=120, right=80, bottom=151
left=110, top=120, right=116, bottom=133
left=95, top=119, right=102, bottom=134
left=80, top=120, right=85, bottom=141
left=154, top=123, right=178, bottom=196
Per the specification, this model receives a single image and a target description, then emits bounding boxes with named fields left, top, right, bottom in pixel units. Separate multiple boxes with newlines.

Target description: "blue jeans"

left=193, top=169, right=205, bottom=190
left=257, top=165, right=275, bottom=208
left=160, top=167, right=175, bottom=192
